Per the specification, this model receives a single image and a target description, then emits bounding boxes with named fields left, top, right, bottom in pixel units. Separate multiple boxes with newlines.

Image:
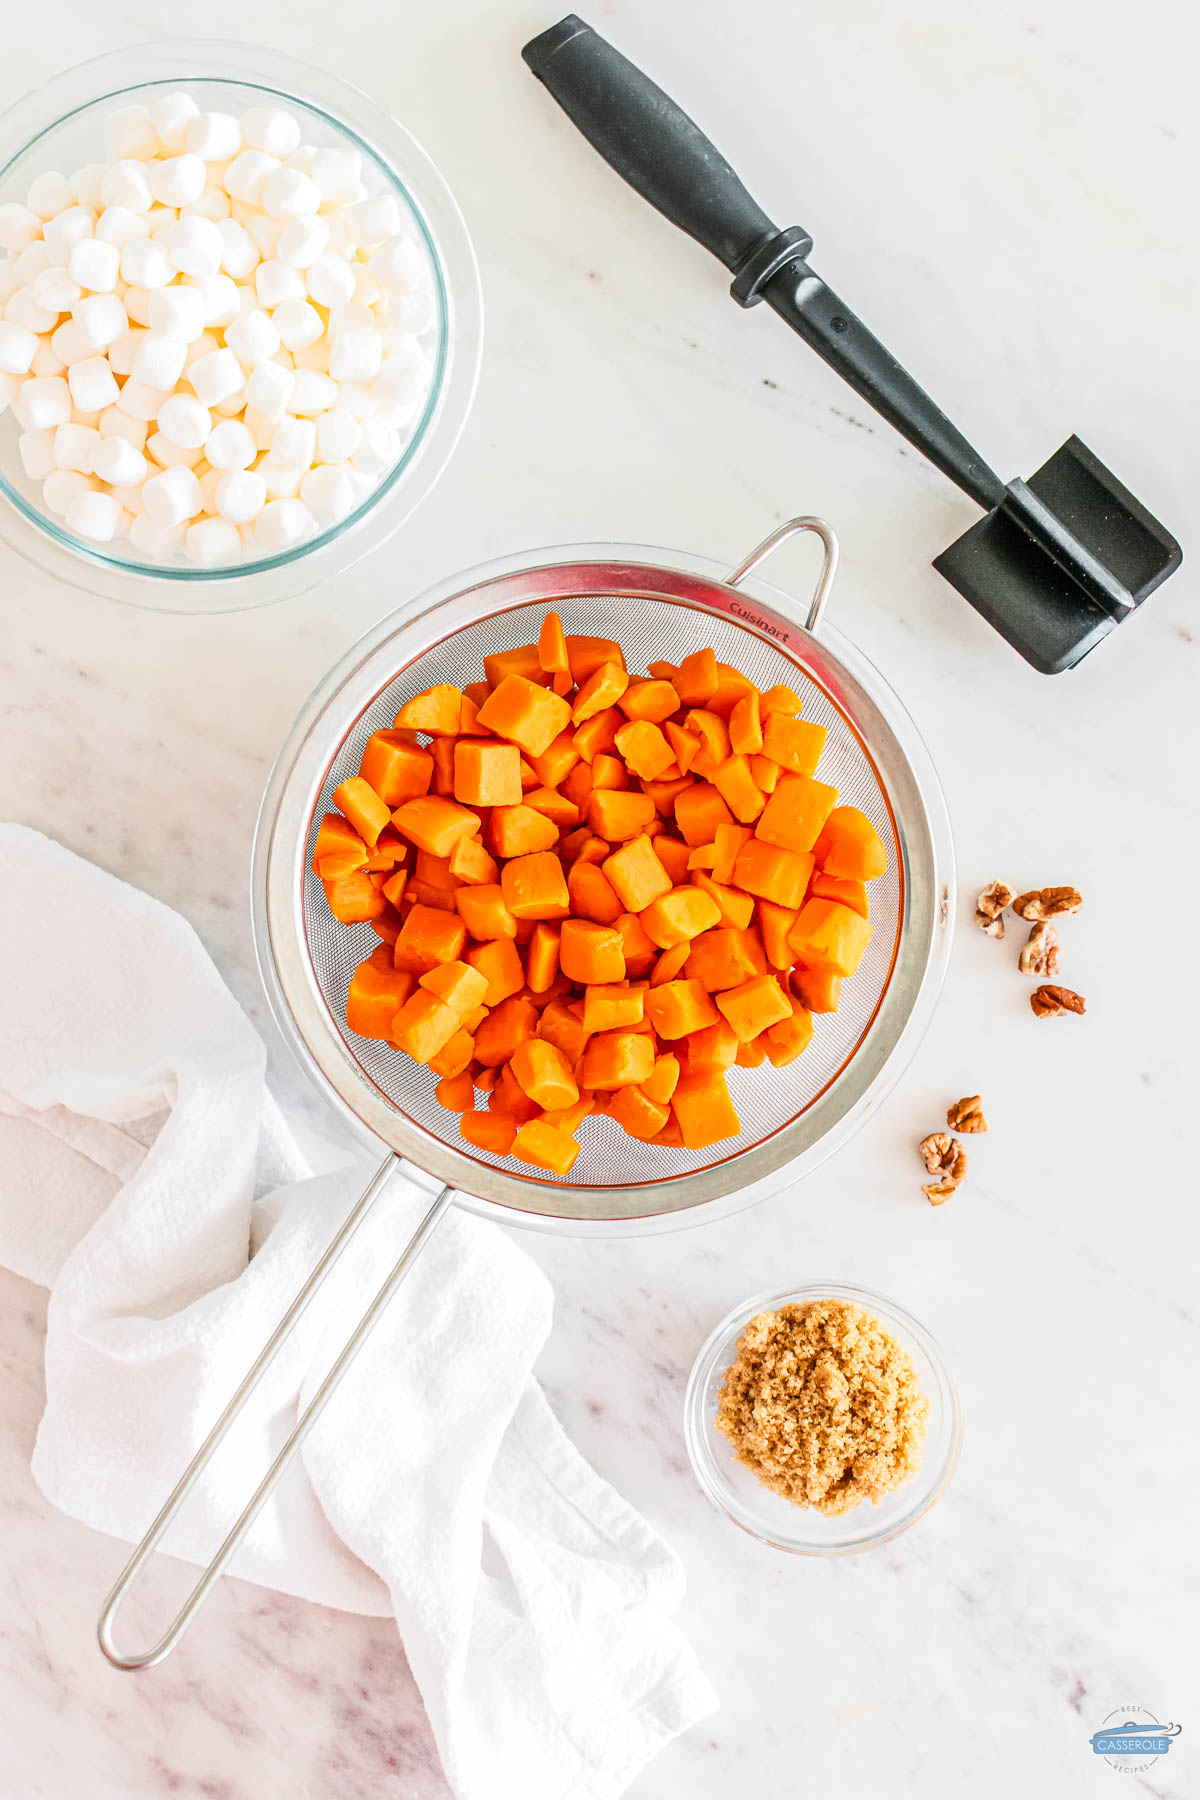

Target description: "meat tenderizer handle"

left=522, top=14, right=781, bottom=274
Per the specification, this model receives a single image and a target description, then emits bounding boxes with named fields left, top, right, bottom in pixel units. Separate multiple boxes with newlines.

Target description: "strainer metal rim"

left=251, top=533, right=954, bottom=1231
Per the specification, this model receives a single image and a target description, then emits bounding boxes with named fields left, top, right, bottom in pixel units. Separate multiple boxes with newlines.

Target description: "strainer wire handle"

left=726, top=516, right=839, bottom=635
left=97, top=1155, right=454, bottom=1670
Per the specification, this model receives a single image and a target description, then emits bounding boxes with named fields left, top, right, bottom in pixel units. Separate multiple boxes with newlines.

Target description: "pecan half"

left=1030, top=983, right=1086, bottom=1018
left=946, top=1094, right=988, bottom=1133
left=923, top=1181, right=958, bottom=1206
left=974, top=880, right=1014, bottom=939
left=919, top=1132, right=967, bottom=1183
left=1019, top=921, right=1060, bottom=977
left=1012, top=886, right=1082, bottom=922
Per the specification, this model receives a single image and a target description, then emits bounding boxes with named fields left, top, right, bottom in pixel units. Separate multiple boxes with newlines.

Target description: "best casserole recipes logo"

left=1089, top=1705, right=1181, bottom=1771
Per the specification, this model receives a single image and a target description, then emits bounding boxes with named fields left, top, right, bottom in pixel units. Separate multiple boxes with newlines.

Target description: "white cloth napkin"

left=0, top=823, right=716, bottom=1800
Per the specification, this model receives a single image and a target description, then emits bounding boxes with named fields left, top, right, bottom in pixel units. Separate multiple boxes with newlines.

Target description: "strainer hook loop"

left=726, top=516, right=839, bottom=635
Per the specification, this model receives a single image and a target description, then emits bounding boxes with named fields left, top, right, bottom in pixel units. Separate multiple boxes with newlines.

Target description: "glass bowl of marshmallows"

left=0, top=42, right=482, bottom=610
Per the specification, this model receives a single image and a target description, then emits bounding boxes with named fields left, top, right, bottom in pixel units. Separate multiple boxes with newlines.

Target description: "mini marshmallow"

left=68, top=164, right=105, bottom=209
left=53, top=422, right=101, bottom=472
left=187, top=347, right=244, bottom=407
left=2, top=367, right=25, bottom=413
left=41, top=205, right=96, bottom=265
left=185, top=112, right=242, bottom=163
left=242, top=406, right=277, bottom=452
left=107, top=106, right=158, bottom=161
left=257, top=458, right=304, bottom=499
left=95, top=205, right=149, bottom=249
left=255, top=496, right=314, bottom=549
left=145, top=204, right=180, bottom=235
left=376, top=338, right=429, bottom=403
left=99, top=159, right=153, bottom=214
left=185, top=516, right=242, bottom=566
left=0, top=264, right=18, bottom=305
left=262, top=166, right=320, bottom=221
left=328, top=328, right=382, bottom=383
left=333, top=379, right=374, bottom=420
left=69, top=237, right=121, bottom=294
left=0, top=202, right=42, bottom=252
left=163, top=215, right=223, bottom=278
left=315, top=406, right=361, bottom=464
left=306, top=252, right=355, bottom=309
left=271, top=297, right=323, bottom=352
left=18, top=428, right=56, bottom=481
left=243, top=357, right=293, bottom=419
left=276, top=213, right=328, bottom=269
left=287, top=369, right=337, bottom=417
left=323, top=214, right=355, bottom=260
left=204, top=418, right=257, bottom=469
left=223, top=150, right=281, bottom=205
left=182, top=185, right=231, bottom=223
left=284, top=148, right=316, bottom=176
left=116, top=378, right=171, bottom=423
left=225, top=306, right=279, bottom=367
left=326, top=302, right=375, bottom=336
left=30, top=340, right=65, bottom=378
left=146, top=431, right=202, bottom=469
left=70, top=291, right=128, bottom=351
left=310, top=146, right=362, bottom=208
left=157, top=392, right=211, bottom=449
left=132, top=332, right=188, bottom=390
left=26, top=170, right=75, bottom=220
left=241, top=106, right=302, bottom=158
left=50, top=319, right=91, bottom=365
left=149, top=153, right=207, bottom=209
left=184, top=272, right=240, bottom=329
left=369, top=234, right=428, bottom=294
left=129, top=512, right=186, bottom=558
left=351, top=417, right=400, bottom=476
left=254, top=257, right=305, bottom=308
left=42, top=468, right=96, bottom=513
left=149, top=92, right=200, bottom=152
left=14, top=242, right=51, bottom=286
left=6, top=286, right=59, bottom=335
left=99, top=404, right=149, bottom=448
left=142, top=463, right=203, bottom=525
left=14, top=375, right=72, bottom=432
left=214, top=391, right=248, bottom=418
left=351, top=265, right=383, bottom=309
left=184, top=329, right=219, bottom=369
left=301, top=463, right=356, bottom=527
left=270, top=414, right=317, bottom=468
left=291, top=338, right=331, bottom=373
left=387, top=286, right=437, bottom=337
left=246, top=213, right=284, bottom=259
left=344, top=194, right=403, bottom=248
left=147, top=284, right=207, bottom=343
left=119, top=235, right=174, bottom=288
left=91, top=433, right=147, bottom=486
left=67, top=356, right=120, bottom=413
left=214, top=467, right=266, bottom=523
left=215, top=217, right=258, bottom=279
left=123, top=285, right=153, bottom=326
left=0, top=321, right=38, bottom=375
left=65, top=488, right=121, bottom=542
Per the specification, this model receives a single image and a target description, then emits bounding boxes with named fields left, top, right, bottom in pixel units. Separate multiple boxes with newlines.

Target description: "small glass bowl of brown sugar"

left=684, top=1282, right=962, bottom=1554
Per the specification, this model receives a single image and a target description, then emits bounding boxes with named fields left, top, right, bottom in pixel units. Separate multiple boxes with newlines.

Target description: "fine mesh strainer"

left=98, top=519, right=953, bottom=1668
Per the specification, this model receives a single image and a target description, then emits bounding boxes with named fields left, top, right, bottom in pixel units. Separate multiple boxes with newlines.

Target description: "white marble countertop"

left=1, top=1, right=1196, bottom=1795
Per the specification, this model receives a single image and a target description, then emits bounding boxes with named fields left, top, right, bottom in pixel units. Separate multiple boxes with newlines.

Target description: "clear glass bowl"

left=685, top=1281, right=962, bottom=1551
left=0, top=41, right=482, bottom=611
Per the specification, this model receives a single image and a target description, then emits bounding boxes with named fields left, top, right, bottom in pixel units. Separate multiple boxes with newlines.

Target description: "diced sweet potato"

left=359, top=732, right=435, bottom=806
left=501, top=850, right=571, bottom=921
left=392, top=990, right=460, bottom=1062
left=466, top=937, right=527, bottom=1005
left=732, top=838, right=814, bottom=910
left=526, top=923, right=561, bottom=993
left=455, top=883, right=518, bottom=941
left=538, top=610, right=569, bottom=675
left=512, top=1117, right=581, bottom=1175
left=394, top=684, right=463, bottom=736
left=419, top=960, right=488, bottom=1016
left=671, top=1072, right=741, bottom=1148
left=617, top=679, right=679, bottom=724
left=333, top=776, right=391, bottom=848
left=715, top=974, right=793, bottom=1043
left=755, top=772, right=839, bottom=855
left=454, top=739, right=522, bottom=807
left=572, top=660, right=629, bottom=725
left=393, top=904, right=468, bottom=975
left=436, top=1070, right=475, bottom=1111
left=788, top=898, right=874, bottom=977
left=644, top=978, right=719, bottom=1039
left=607, top=1085, right=670, bottom=1141
left=567, top=860, right=623, bottom=925
left=728, top=690, right=763, bottom=755
left=813, top=805, right=888, bottom=881
left=674, top=781, right=733, bottom=846
left=691, top=871, right=754, bottom=930
left=761, top=998, right=815, bottom=1067
left=566, top=635, right=626, bottom=682
left=602, top=834, right=672, bottom=914
left=686, top=926, right=766, bottom=991
left=643, top=1053, right=680, bottom=1104
left=448, top=835, right=499, bottom=886
left=711, top=753, right=765, bottom=824
left=686, top=1017, right=740, bottom=1072
left=392, top=796, right=481, bottom=856
left=811, top=871, right=869, bottom=919
left=673, top=647, right=718, bottom=706
left=581, top=1030, right=655, bottom=1089
left=474, top=994, right=539, bottom=1066
left=477, top=675, right=573, bottom=757
left=583, top=984, right=645, bottom=1032
left=559, top=920, right=626, bottom=985
left=641, top=886, right=722, bottom=949
left=312, top=812, right=367, bottom=878
left=758, top=900, right=799, bottom=968
left=460, top=1108, right=519, bottom=1155
left=761, top=713, right=827, bottom=776
left=346, top=957, right=413, bottom=1039
left=323, top=870, right=386, bottom=923
left=613, top=719, right=674, bottom=779
left=510, top=1038, right=580, bottom=1110
left=791, top=966, right=842, bottom=1013
left=615, top=911, right=657, bottom=978
left=537, top=997, right=593, bottom=1064
left=586, top=789, right=656, bottom=842
left=489, top=803, right=560, bottom=859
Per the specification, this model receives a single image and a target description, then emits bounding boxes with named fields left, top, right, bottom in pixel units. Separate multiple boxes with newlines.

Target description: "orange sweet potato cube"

left=715, top=973, right=793, bottom=1043
left=346, top=957, right=413, bottom=1039
left=419, top=960, right=489, bottom=1016
left=311, top=812, right=368, bottom=878
left=489, top=803, right=560, bottom=859
left=673, top=781, right=734, bottom=846
left=607, top=1085, right=670, bottom=1141
left=474, top=994, right=539, bottom=1066
left=761, top=999, right=815, bottom=1067
left=567, top=860, right=624, bottom=925
left=673, top=647, right=718, bottom=706
left=756, top=773, right=839, bottom=855
left=391, top=796, right=481, bottom=856
left=393, top=904, right=468, bottom=974
left=732, top=838, right=814, bottom=909
left=394, top=684, right=463, bottom=736
left=455, top=883, right=518, bottom=941
left=566, top=635, right=626, bottom=683
left=538, top=610, right=570, bottom=675
left=685, top=926, right=767, bottom=991
left=333, top=776, right=392, bottom=848
left=453, top=739, right=523, bottom=807
left=392, top=990, right=461, bottom=1062
left=466, top=937, right=527, bottom=1005
left=641, top=886, right=722, bottom=950
left=586, top=789, right=656, bottom=842
left=510, top=1038, right=580, bottom=1109
left=671, top=1072, right=741, bottom=1148
left=787, top=898, right=874, bottom=977
left=559, top=920, right=626, bottom=985
left=359, top=732, right=435, bottom=806
left=580, top=1029, right=655, bottom=1089
left=613, top=719, right=675, bottom=780
left=572, top=660, right=629, bottom=724
left=602, top=835, right=672, bottom=914
left=616, top=679, right=679, bottom=724
left=710, top=754, right=765, bottom=824
left=615, top=911, right=657, bottom=978
left=460, top=1109, right=519, bottom=1155
left=582, top=984, right=645, bottom=1032
left=761, top=713, right=828, bottom=776
left=644, top=978, right=719, bottom=1039
left=791, top=966, right=842, bottom=1013
left=811, top=871, right=869, bottom=919
left=502, top=850, right=571, bottom=921
left=477, top=674, right=574, bottom=757
left=323, top=870, right=386, bottom=924
left=813, top=805, right=888, bottom=881
left=512, top=1118, right=581, bottom=1176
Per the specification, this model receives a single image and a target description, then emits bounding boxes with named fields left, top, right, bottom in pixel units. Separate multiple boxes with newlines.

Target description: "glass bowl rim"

left=684, top=1278, right=963, bottom=1553
left=0, top=39, right=483, bottom=611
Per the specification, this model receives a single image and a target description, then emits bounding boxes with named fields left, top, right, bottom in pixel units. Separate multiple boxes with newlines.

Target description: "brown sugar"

left=714, top=1298, right=929, bottom=1514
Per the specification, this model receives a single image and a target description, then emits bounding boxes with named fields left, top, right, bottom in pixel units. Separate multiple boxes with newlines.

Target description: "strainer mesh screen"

left=302, top=594, right=901, bottom=1186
